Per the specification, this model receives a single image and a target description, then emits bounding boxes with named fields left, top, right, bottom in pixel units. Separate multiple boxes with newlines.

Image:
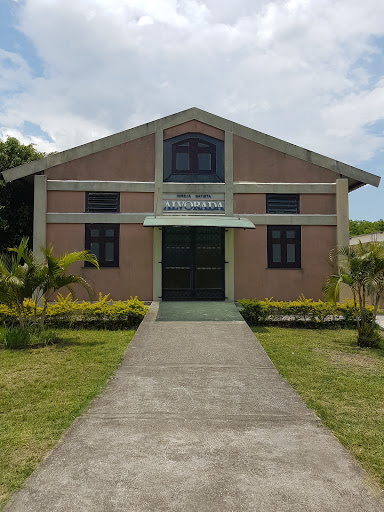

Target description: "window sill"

left=83, top=266, right=120, bottom=269
left=266, top=267, right=302, bottom=270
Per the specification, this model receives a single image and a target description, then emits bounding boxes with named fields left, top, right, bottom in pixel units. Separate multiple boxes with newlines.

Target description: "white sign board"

left=163, top=193, right=225, bottom=214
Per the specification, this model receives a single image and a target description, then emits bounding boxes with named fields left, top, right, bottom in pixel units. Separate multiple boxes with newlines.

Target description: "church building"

left=2, top=108, right=380, bottom=302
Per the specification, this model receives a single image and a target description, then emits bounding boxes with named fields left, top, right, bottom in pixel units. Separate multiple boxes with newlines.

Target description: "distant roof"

left=2, top=107, right=381, bottom=190
left=350, top=232, right=384, bottom=245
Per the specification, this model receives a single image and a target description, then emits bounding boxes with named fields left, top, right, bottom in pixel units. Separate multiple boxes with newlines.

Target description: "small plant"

left=324, top=241, right=384, bottom=347
left=33, top=327, right=59, bottom=346
left=2, top=326, right=32, bottom=349
left=355, top=324, right=381, bottom=348
left=1, top=325, right=61, bottom=349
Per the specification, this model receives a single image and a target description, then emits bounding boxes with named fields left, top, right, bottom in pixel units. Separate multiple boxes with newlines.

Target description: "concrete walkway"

left=376, top=314, right=384, bottom=330
left=6, top=302, right=383, bottom=511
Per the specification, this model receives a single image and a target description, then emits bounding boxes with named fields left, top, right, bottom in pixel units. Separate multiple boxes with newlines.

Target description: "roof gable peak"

left=2, top=107, right=380, bottom=189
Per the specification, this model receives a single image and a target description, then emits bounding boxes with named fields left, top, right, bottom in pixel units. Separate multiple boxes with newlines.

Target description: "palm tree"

left=0, top=238, right=39, bottom=327
left=35, top=245, right=99, bottom=325
left=0, top=238, right=99, bottom=326
left=323, top=241, right=384, bottom=347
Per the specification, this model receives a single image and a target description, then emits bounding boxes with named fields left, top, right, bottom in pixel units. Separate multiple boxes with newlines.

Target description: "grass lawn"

left=254, top=327, right=384, bottom=490
left=0, top=329, right=135, bottom=510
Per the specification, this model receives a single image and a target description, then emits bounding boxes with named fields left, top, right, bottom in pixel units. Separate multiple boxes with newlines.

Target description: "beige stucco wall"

left=233, top=135, right=338, bottom=183
left=44, top=134, right=155, bottom=182
left=46, top=223, right=153, bottom=301
left=234, top=225, right=336, bottom=300
left=233, top=194, right=266, bottom=214
left=47, top=191, right=84, bottom=213
left=301, top=194, right=336, bottom=214
left=233, top=193, right=336, bottom=215
left=164, top=120, right=225, bottom=141
left=120, top=192, right=154, bottom=213
left=47, top=191, right=154, bottom=213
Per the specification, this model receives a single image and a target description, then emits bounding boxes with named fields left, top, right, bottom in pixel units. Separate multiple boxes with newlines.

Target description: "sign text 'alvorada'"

left=163, top=193, right=225, bottom=213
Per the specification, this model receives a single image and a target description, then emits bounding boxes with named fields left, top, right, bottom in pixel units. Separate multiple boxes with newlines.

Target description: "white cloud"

left=0, top=0, right=383, bottom=175
left=0, top=127, right=56, bottom=154
left=324, top=79, right=384, bottom=135
left=137, top=16, right=154, bottom=27
left=0, top=49, right=31, bottom=92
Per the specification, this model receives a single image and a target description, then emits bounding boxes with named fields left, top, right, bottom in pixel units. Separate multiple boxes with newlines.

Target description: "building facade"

left=3, top=108, right=380, bottom=302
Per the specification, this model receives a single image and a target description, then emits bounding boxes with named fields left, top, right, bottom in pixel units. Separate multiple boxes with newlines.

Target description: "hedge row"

left=238, top=296, right=374, bottom=328
left=0, top=294, right=148, bottom=329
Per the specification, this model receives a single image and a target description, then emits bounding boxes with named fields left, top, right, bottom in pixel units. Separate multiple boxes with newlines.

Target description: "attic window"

left=266, top=194, right=300, bottom=214
left=172, top=138, right=216, bottom=174
left=164, top=132, right=224, bottom=183
left=86, top=192, right=120, bottom=212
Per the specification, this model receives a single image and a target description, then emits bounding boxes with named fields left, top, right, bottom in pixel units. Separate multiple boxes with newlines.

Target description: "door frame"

left=161, top=226, right=225, bottom=301
left=152, top=226, right=234, bottom=301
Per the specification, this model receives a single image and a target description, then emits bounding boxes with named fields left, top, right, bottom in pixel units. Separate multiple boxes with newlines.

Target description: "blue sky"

left=0, top=1, right=41, bottom=73
left=0, top=0, right=383, bottom=220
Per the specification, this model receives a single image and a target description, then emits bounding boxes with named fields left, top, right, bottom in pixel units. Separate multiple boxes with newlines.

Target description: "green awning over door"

left=143, top=216, right=255, bottom=229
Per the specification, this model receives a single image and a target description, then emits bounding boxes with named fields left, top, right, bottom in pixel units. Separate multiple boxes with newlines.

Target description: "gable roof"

left=2, top=107, right=381, bottom=190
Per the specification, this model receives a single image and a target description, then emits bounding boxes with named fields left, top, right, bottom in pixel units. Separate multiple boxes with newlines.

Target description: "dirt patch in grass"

left=312, top=346, right=380, bottom=369
left=331, top=351, right=380, bottom=369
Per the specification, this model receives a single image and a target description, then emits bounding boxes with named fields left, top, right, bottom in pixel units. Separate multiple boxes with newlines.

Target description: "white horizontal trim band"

left=47, top=180, right=155, bottom=192
left=46, top=213, right=152, bottom=223
left=46, top=181, right=336, bottom=194
left=244, top=214, right=337, bottom=225
left=233, top=182, right=336, bottom=194
left=162, top=183, right=226, bottom=193
left=46, top=212, right=336, bottom=225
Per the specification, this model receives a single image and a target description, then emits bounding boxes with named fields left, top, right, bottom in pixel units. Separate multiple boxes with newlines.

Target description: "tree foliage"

left=0, top=137, right=46, bottom=252
left=349, top=219, right=384, bottom=237
left=323, top=241, right=384, bottom=347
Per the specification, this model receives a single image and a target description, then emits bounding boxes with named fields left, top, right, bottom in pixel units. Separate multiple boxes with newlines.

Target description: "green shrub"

left=0, top=294, right=148, bottom=330
left=356, top=323, right=382, bottom=348
left=238, top=298, right=269, bottom=325
left=1, top=326, right=32, bottom=349
left=0, top=326, right=61, bottom=350
left=238, top=296, right=374, bottom=328
left=34, top=327, right=59, bottom=346
left=0, top=303, right=17, bottom=324
left=44, top=293, right=148, bottom=329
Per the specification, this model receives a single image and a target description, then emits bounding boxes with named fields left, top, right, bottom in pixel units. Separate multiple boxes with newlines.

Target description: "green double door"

left=162, top=226, right=225, bottom=301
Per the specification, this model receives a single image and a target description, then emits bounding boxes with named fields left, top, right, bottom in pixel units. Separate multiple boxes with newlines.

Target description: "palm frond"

left=47, top=274, right=94, bottom=300
left=7, top=237, right=30, bottom=265
left=0, top=240, right=98, bottom=325
left=59, top=250, right=99, bottom=270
